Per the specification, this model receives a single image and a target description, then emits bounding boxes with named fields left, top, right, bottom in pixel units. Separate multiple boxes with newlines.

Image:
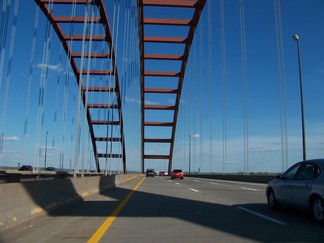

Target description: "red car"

left=159, top=171, right=165, bottom=176
left=171, top=169, right=184, bottom=180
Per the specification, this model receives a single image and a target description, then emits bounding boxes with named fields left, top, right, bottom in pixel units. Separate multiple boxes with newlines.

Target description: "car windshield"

left=174, top=170, right=182, bottom=173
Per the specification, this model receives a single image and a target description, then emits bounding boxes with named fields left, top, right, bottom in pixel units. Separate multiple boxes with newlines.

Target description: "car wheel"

left=267, top=189, right=278, bottom=209
left=311, top=196, right=324, bottom=223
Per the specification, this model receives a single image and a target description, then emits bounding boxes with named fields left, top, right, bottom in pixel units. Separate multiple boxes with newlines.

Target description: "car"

left=146, top=168, right=155, bottom=177
left=45, top=167, right=56, bottom=171
left=171, top=169, right=184, bottom=180
left=266, top=159, right=324, bottom=223
left=18, top=165, right=33, bottom=171
left=159, top=171, right=165, bottom=176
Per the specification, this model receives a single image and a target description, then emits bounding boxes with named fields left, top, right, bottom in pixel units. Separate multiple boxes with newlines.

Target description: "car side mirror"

left=276, top=174, right=283, bottom=179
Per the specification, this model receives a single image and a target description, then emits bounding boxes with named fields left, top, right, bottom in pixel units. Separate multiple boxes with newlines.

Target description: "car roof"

left=303, top=159, right=324, bottom=164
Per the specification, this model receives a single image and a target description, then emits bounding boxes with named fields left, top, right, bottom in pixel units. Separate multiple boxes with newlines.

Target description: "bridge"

left=0, top=0, right=324, bottom=241
left=1, top=0, right=323, bottom=176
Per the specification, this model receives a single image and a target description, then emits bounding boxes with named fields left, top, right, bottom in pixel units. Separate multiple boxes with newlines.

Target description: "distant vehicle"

left=159, top=171, right=165, bottom=176
left=45, top=167, right=56, bottom=171
left=171, top=169, right=184, bottom=180
left=18, top=165, right=33, bottom=171
left=266, top=159, right=324, bottom=223
left=146, top=168, right=155, bottom=177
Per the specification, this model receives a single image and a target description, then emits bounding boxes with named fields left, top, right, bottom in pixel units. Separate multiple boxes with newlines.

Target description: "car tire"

left=267, top=189, right=278, bottom=209
left=311, top=196, right=324, bottom=223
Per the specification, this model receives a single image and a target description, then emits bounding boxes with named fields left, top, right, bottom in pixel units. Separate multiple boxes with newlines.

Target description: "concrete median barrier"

left=0, top=174, right=141, bottom=233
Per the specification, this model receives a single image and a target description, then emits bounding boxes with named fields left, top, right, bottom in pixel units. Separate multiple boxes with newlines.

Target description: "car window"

left=284, top=162, right=302, bottom=179
left=296, top=163, right=318, bottom=180
left=314, top=166, right=321, bottom=177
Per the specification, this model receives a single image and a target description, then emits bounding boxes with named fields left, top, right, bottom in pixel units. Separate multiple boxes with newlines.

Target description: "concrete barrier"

left=0, top=174, right=141, bottom=233
left=187, top=174, right=276, bottom=184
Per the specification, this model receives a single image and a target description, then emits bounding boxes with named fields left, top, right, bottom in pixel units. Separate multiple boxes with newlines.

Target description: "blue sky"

left=0, top=0, right=324, bottom=173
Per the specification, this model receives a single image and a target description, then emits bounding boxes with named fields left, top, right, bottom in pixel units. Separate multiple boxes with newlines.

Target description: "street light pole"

left=189, top=135, right=191, bottom=176
left=44, top=131, right=48, bottom=169
left=293, top=34, right=306, bottom=161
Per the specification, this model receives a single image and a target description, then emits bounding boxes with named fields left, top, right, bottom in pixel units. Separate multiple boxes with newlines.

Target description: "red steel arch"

left=137, top=0, right=206, bottom=173
left=34, top=0, right=126, bottom=173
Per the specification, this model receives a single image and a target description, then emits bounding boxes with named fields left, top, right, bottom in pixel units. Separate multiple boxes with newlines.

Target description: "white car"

left=266, top=159, right=324, bottom=223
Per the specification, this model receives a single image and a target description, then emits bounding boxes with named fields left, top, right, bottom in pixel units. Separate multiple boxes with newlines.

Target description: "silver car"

left=266, top=159, right=324, bottom=223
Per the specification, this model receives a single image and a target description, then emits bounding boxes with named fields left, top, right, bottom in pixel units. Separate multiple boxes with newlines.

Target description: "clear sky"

left=0, top=0, right=323, bottom=174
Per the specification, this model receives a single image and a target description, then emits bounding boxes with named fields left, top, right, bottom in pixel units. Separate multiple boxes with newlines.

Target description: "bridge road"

left=1, top=176, right=324, bottom=242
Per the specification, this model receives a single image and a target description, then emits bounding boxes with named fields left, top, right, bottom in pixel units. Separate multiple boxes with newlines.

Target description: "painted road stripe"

left=240, top=187, right=259, bottom=191
left=238, top=206, right=287, bottom=225
left=210, top=182, right=218, bottom=185
left=189, top=188, right=199, bottom=192
left=87, top=177, right=146, bottom=243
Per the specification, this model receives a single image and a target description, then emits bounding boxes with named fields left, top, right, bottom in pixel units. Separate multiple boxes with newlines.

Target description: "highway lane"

left=1, top=176, right=324, bottom=242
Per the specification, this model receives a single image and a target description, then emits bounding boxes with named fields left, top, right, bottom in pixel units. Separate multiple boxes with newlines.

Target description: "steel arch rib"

left=137, top=0, right=206, bottom=173
left=34, top=0, right=126, bottom=173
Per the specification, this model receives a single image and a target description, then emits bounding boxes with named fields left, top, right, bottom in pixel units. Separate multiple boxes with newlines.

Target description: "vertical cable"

left=207, top=0, right=213, bottom=173
left=220, top=0, right=227, bottom=173
left=274, top=0, right=288, bottom=171
left=0, top=0, right=11, bottom=89
left=73, top=2, right=89, bottom=177
left=24, top=7, right=39, bottom=137
left=113, top=0, right=121, bottom=172
left=52, top=45, right=63, bottom=150
left=198, top=15, right=205, bottom=175
left=81, top=4, right=95, bottom=176
left=0, top=0, right=18, bottom=167
left=60, top=0, right=77, bottom=170
left=239, top=0, right=249, bottom=173
left=33, top=0, right=53, bottom=172
left=105, top=0, right=117, bottom=175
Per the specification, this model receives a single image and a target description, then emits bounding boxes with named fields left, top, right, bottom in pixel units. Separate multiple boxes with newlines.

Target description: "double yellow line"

left=88, top=177, right=146, bottom=243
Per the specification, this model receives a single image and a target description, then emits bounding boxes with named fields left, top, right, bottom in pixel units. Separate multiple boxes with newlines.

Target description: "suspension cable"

left=33, top=0, right=53, bottom=172
left=73, top=2, right=89, bottom=177
left=220, top=0, right=227, bottom=173
left=60, top=0, right=77, bottom=170
left=239, top=0, right=249, bottom=173
left=0, top=0, right=11, bottom=90
left=0, top=0, right=19, bottom=167
left=274, top=0, right=288, bottom=171
left=24, top=7, right=39, bottom=137
left=207, top=0, right=213, bottom=173
left=199, top=17, right=204, bottom=174
left=81, top=3, right=95, bottom=176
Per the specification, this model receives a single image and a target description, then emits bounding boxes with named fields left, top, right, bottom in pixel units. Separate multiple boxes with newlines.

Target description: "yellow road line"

left=87, top=177, right=146, bottom=243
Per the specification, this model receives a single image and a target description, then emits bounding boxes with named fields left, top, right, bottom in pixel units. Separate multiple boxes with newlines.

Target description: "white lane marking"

left=176, top=183, right=181, bottom=185
left=238, top=206, right=287, bottom=225
left=194, top=180, right=200, bottom=182
left=189, top=188, right=199, bottom=192
left=210, top=182, right=219, bottom=185
left=241, top=187, right=259, bottom=191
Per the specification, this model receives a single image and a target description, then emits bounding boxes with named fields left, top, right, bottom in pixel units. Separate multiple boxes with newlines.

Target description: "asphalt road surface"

left=1, top=176, right=324, bottom=242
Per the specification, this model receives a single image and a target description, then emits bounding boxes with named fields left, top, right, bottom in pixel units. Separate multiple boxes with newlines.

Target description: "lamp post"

left=44, top=131, right=48, bottom=169
left=293, top=34, right=306, bottom=161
